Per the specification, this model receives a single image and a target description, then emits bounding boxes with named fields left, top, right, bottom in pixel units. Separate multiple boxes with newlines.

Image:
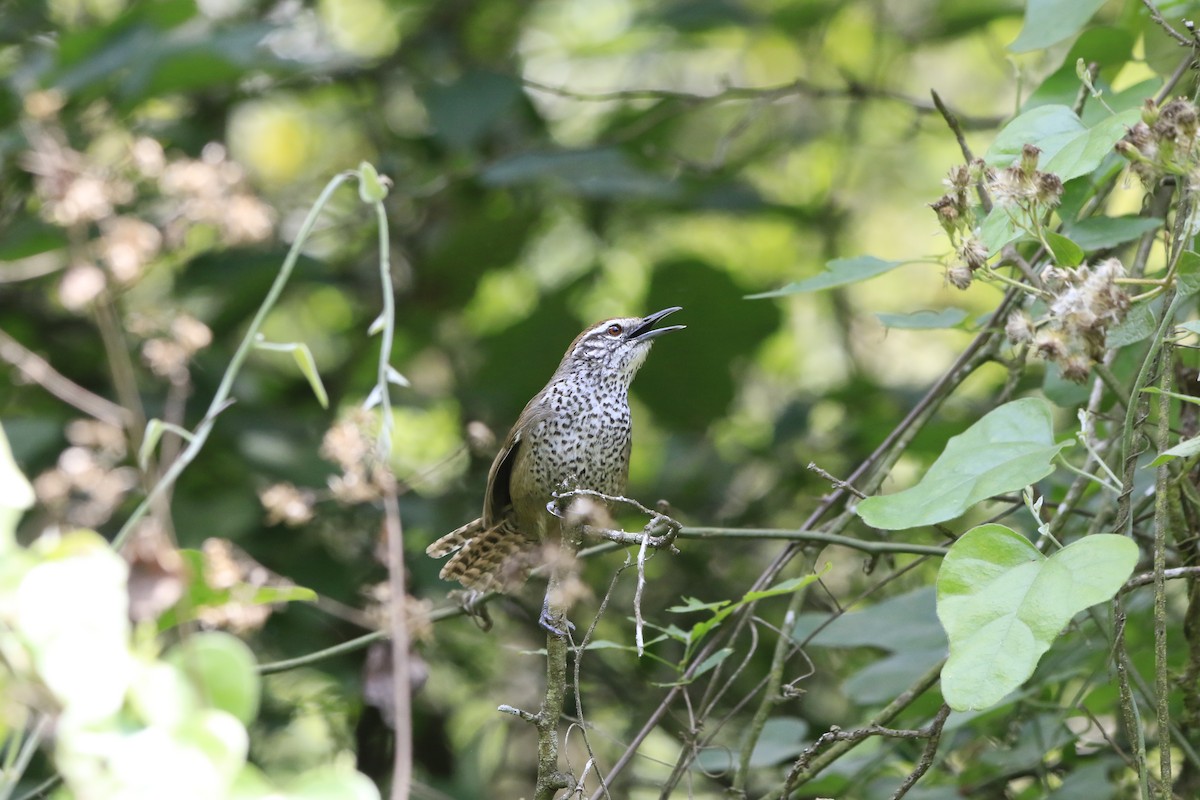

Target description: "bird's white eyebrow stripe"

left=586, top=322, right=616, bottom=337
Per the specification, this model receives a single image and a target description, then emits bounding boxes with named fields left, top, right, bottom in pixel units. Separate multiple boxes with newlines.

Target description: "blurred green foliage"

left=3, top=0, right=1200, bottom=797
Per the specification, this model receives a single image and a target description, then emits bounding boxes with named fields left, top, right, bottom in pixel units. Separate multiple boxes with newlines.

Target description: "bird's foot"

left=449, top=589, right=493, bottom=631
left=538, top=596, right=575, bottom=638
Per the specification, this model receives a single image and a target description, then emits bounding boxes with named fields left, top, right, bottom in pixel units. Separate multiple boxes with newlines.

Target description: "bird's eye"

left=606, top=323, right=623, bottom=337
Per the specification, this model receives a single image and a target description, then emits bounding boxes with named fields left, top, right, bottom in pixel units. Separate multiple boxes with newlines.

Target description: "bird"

left=426, top=307, right=684, bottom=605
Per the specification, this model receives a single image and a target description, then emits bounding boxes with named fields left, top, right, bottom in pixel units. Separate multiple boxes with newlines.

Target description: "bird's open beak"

left=630, top=306, right=685, bottom=341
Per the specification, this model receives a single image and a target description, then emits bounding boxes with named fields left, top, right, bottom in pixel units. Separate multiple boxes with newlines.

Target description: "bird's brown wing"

left=482, top=393, right=553, bottom=527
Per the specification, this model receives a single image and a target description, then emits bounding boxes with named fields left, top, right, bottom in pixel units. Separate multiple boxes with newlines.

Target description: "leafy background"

left=2, top=0, right=1199, bottom=798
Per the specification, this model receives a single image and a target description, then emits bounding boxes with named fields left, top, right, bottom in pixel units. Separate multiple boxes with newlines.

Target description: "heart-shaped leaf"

left=856, top=398, right=1068, bottom=530
left=936, top=524, right=1138, bottom=711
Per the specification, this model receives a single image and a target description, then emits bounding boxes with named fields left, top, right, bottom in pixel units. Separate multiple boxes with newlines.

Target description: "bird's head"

left=560, top=306, right=685, bottom=383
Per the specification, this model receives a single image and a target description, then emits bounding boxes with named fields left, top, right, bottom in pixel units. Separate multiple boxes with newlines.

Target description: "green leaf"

left=875, top=308, right=968, bottom=329
left=1140, top=387, right=1200, bottom=407
left=138, top=419, right=194, bottom=471
left=254, top=340, right=329, bottom=409
left=1176, top=251, right=1200, bottom=297
left=1106, top=300, right=1156, bottom=348
left=0, top=422, right=35, bottom=548
left=979, top=207, right=1024, bottom=254
left=673, top=567, right=829, bottom=668
left=936, top=525, right=1138, bottom=711
left=1149, top=434, right=1200, bottom=467
left=693, top=717, right=810, bottom=773
left=1178, top=320, right=1200, bottom=336
left=357, top=162, right=389, bottom=203
left=1042, top=109, right=1141, bottom=181
left=165, top=632, right=261, bottom=724
left=160, top=550, right=317, bottom=631
left=1044, top=231, right=1084, bottom=266
left=691, top=647, right=734, bottom=678
left=1009, top=0, right=1108, bottom=53
left=747, top=256, right=905, bottom=298
left=1063, top=216, right=1161, bottom=250
left=796, top=587, right=949, bottom=704
left=856, top=398, right=1068, bottom=530
left=985, top=105, right=1140, bottom=181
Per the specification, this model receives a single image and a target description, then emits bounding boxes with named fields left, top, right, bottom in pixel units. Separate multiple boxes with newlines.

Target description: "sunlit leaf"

left=1149, top=435, right=1200, bottom=467
left=254, top=340, right=329, bottom=409
left=936, top=524, right=1137, bottom=710
left=1176, top=251, right=1200, bottom=297
left=166, top=632, right=261, bottom=725
left=857, top=398, right=1068, bottom=530
left=1063, top=215, right=1161, bottom=250
left=747, top=256, right=906, bottom=298
left=986, top=105, right=1140, bottom=181
left=876, top=308, right=968, bottom=330
left=357, top=161, right=389, bottom=203
left=1044, top=231, right=1083, bottom=267
left=1106, top=301, right=1156, bottom=348
left=0, top=422, right=34, bottom=546
left=1009, top=0, right=1108, bottom=53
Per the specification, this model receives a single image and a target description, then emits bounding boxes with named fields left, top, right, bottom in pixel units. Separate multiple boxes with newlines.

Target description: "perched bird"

left=427, top=307, right=684, bottom=599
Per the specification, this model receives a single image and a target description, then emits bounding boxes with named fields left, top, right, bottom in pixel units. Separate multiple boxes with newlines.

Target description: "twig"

left=0, top=327, right=132, bottom=428
left=589, top=320, right=1007, bottom=799
left=733, top=592, right=805, bottom=794
left=523, top=77, right=1004, bottom=130
left=1142, top=0, right=1193, bottom=46
left=1152, top=347, right=1174, bottom=792
left=533, top=537, right=576, bottom=800
left=889, top=704, right=951, bottom=800
left=111, top=171, right=358, bottom=550
left=382, top=484, right=412, bottom=800
left=807, top=463, right=866, bottom=499
left=634, top=531, right=649, bottom=657
left=774, top=668, right=947, bottom=799
left=1114, top=610, right=1152, bottom=799
left=931, top=89, right=992, bottom=213
left=1124, top=565, right=1200, bottom=591
left=258, top=629, right=387, bottom=674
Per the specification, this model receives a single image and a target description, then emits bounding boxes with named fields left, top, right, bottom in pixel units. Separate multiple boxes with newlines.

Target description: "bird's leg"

left=538, top=592, right=575, bottom=637
left=448, top=589, right=493, bottom=631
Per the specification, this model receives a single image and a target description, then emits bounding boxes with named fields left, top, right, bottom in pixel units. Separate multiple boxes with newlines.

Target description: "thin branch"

left=1152, top=350, right=1175, bottom=793
left=1124, top=565, right=1200, bottom=591
left=0, top=327, right=132, bottom=428
left=382, top=484, right=412, bottom=800
left=112, top=171, right=358, bottom=550
left=523, top=77, right=1004, bottom=130
left=931, top=89, right=992, bottom=213
left=590, top=318, right=1007, bottom=799
left=890, top=704, right=952, bottom=800
left=1141, top=0, right=1193, bottom=46
left=733, top=591, right=806, bottom=794
left=773, top=664, right=946, bottom=799
left=679, top=528, right=948, bottom=557
left=258, top=629, right=387, bottom=675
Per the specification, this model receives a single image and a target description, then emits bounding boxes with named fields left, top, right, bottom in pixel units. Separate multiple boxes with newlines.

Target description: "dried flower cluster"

left=33, top=420, right=137, bottom=527
left=196, top=538, right=300, bottom=633
left=1118, top=97, right=1200, bottom=185
left=259, top=482, right=316, bottom=527
left=932, top=145, right=1063, bottom=290
left=319, top=409, right=391, bottom=504
left=20, top=120, right=275, bottom=310
left=127, top=312, right=214, bottom=381
left=1004, top=258, right=1131, bottom=382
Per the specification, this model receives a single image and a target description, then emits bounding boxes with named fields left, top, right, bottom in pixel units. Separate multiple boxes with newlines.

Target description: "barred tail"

left=430, top=520, right=538, bottom=593
left=426, top=518, right=484, bottom=558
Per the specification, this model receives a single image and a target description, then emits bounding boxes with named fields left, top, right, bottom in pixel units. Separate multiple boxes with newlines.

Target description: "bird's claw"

left=539, top=597, right=574, bottom=638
